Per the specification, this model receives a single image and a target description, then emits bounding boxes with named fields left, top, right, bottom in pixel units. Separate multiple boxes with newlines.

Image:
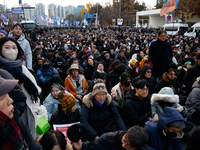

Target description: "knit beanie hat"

left=130, top=59, right=139, bottom=68
left=57, top=91, right=76, bottom=114
left=92, top=83, right=107, bottom=97
left=43, top=59, right=49, bottom=64
left=0, top=29, right=7, bottom=36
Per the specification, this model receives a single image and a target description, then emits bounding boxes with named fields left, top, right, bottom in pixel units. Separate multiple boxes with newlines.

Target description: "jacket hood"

left=8, top=31, right=25, bottom=41
left=83, top=93, right=112, bottom=108
left=124, top=89, right=140, bottom=101
left=158, top=107, right=185, bottom=131
left=192, top=81, right=200, bottom=89
left=55, top=56, right=64, bottom=63
left=140, top=65, right=153, bottom=77
left=162, top=72, right=177, bottom=82
left=151, top=93, right=179, bottom=105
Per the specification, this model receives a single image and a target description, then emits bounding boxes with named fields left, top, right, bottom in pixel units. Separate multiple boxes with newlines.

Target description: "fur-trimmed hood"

left=163, top=72, right=177, bottom=82
left=151, top=93, right=179, bottom=105
left=83, top=93, right=112, bottom=108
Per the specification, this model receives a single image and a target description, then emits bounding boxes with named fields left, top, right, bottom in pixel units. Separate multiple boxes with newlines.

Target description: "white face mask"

left=2, top=49, right=18, bottom=61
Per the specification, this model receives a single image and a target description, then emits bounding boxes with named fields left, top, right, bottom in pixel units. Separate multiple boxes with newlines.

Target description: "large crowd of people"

left=1, top=24, right=200, bottom=150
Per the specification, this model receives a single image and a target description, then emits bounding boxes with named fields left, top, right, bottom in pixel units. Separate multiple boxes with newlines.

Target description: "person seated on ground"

left=52, top=56, right=66, bottom=81
left=65, top=64, right=88, bottom=101
left=151, top=87, right=192, bottom=142
left=36, top=59, right=59, bottom=85
left=111, top=72, right=133, bottom=114
left=122, top=79, right=151, bottom=128
left=91, top=62, right=106, bottom=80
left=33, top=57, right=43, bottom=73
left=101, top=52, right=113, bottom=72
left=155, top=66, right=180, bottom=94
left=114, top=49, right=128, bottom=66
left=145, top=107, right=185, bottom=150
left=50, top=91, right=80, bottom=127
left=177, top=61, right=193, bottom=84
left=37, top=130, right=73, bottom=150
left=0, top=29, right=7, bottom=38
left=43, top=83, right=70, bottom=121
left=125, top=58, right=140, bottom=81
left=71, top=124, right=153, bottom=150
left=185, top=76, right=200, bottom=125
left=81, top=82, right=127, bottom=141
left=50, top=50, right=60, bottom=65
left=108, top=63, right=127, bottom=89
left=132, top=65, right=155, bottom=99
left=84, top=57, right=95, bottom=82
left=0, top=77, right=42, bottom=150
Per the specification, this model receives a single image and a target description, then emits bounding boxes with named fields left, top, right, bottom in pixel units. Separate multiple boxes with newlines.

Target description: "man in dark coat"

left=122, top=79, right=151, bottom=128
left=149, top=30, right=173, bottom=80
left=71, top=125, right=154, bottom=150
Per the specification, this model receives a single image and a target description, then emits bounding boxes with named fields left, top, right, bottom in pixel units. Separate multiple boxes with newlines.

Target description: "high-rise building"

left=58, top=5, right=62, bottom=18
left=48, top=3, right=57, bottom=18
left=35, top=3, right=45, bottom=24
left=73, top=5, right=84, bottom=15
left=0, top=4, right=5, bottom=12
left=65, top=5, right=74, bottom=16
left=23, top=3, right=35, bottom=21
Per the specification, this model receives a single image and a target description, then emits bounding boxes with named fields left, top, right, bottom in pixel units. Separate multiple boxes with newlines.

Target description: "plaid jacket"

left=0, top=111, right=24, bottom=150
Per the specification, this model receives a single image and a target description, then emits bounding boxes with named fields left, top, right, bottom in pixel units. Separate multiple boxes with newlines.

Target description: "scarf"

left=0, top=57, right=39, bottom=102
left=0, top=111, right=24, bottom=150
left=71, top=75, right=80, bottom=88
left=95, top=99, right=105, bottom=107
left=97, top=69, right=105, bottom=73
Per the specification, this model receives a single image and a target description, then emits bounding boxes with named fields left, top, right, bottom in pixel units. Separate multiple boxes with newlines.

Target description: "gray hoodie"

left=8, top=31, right=32, bottom=69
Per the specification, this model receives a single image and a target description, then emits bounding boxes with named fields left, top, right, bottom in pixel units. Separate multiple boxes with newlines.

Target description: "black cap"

left=67, top=123, right=86, bottom=142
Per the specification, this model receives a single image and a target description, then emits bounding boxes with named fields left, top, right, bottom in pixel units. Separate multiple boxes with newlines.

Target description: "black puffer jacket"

left=102, top=58, right=113, bottom=72
left=84, top=64, right=95, bottom=81
left=52, top=56, right=66, bottom=81
left=81, top=93, right=127, bottom=140
left=122, top=89, right=151, bottom=128
left=0, top=69, right=26, bottom=116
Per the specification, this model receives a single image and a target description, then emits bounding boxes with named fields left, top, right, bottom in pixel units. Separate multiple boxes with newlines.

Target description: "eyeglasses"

left=96, top=93, right=107, bottom=97
left=146, top=71, right=152, bottom=74
left=140, top=88, right=149, bottom=92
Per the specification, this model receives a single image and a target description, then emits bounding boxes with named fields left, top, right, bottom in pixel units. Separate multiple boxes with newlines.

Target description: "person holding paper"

left=50, top=91, right=80, bottom=126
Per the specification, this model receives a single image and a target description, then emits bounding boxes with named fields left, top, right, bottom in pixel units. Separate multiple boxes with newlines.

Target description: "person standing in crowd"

left=149, top=30, right=173, bottom=80
left=8, top=23, right=33, bottom=69
left=0, top=37, right=47, bottom=139
left=184, top=53, right=200, bottom=94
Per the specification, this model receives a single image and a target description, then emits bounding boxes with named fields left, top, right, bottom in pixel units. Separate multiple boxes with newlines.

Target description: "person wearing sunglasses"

left=132, top=65, right=155, bottom=99
left=155, top=64, right=180, bottom=95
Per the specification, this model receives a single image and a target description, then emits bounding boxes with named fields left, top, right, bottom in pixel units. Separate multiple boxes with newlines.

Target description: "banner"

left=53, top=122, right=80, bottom=142
left=19, top=0, right=22, bottom=7
left=84, top=13, right=94, bottom=19
left=165, top=14, right=173, bottom=22
left=0, top=13, right=8, bottom=22
left=160, top=0, right=179, bottom=16
left=117, top=19, right=123, bottom=26
left=33, top=15, right=37, bottom=23
left=12, top=7, right=24, bottom=13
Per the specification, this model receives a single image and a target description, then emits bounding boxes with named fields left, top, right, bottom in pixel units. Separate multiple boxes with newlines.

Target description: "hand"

left=72, top=140, right=82, bottom=150
left=176, top=106, right=184, bottom=112
left=144, top=56, right=148, bottom=61
left=95, top=136, right=99, bottom=140
left=76, top=95, right=83, bottom=100
left=152, top=114, right=159, bottom=122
